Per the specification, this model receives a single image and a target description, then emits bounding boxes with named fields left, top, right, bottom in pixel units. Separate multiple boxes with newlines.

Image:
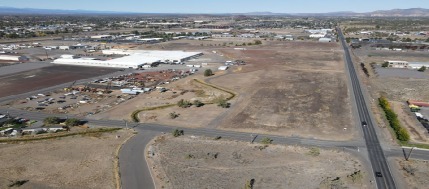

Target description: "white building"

left=52, top=49, right=203, bottom=69
left=218, top=66, right=228, bottom=71
left=309, top=34, right=326, bottom=38
left=0, top=55, right=29, bottom=62
left=319, top=38, right=333, bottom=42
left=91, top=35, right=113, bottom=40
left=385, top=60, right=409, bottom=68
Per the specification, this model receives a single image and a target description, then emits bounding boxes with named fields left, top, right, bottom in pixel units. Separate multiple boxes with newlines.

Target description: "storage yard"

left=147, top=135, right=371, bottom=189
left=5, top=69, right=198, bottom=116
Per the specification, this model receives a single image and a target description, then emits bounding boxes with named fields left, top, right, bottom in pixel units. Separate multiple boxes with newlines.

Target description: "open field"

left=209, top=41, right=355, bottom=140
left=392, top=158, right=429, bottom=189
left=147, top=135, right=371, bottom=189
left=0, top=129, right=133, bottom=189
left=0, top=65, right=118, bottom=98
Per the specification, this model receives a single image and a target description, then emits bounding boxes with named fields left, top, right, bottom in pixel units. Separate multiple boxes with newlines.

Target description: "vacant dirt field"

left=147, top=136, right=371, bottom=189
left=209, top=41, right=355, bottom=140
left=0, top=129, right=133, bottom=189
left=0, top=65, right=118, bottom=98
left=393, top=158, right=429, bottom=189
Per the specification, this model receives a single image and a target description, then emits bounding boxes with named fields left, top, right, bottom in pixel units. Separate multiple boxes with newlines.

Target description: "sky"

left=0, top=0, right=428, bottom=13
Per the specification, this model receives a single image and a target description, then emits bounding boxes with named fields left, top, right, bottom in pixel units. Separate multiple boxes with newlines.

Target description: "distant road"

left=0, top=62, right=52, bottom=76
left=338, top=28, right=396, bottom=189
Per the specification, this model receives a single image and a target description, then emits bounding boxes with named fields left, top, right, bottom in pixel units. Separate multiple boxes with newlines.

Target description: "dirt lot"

left=392, top=158, right=429, bottom=189
left=147, top=135, right=371, bottom=189
left=0, top=129, right=133, bottom=189
left=209, top=41, right=355, bottom=140
left=0, top=65, right=118, bottom=98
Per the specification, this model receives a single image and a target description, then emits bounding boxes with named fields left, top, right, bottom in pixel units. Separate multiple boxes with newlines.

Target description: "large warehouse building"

left=52, top=49, right=203, bottom=69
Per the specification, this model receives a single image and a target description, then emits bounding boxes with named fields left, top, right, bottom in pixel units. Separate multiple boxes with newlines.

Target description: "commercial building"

left=91, top=35, right=113, bottom=40
left=52, top=49, right=203, bottom=69
left=102, top=49, right=203, bottom=63
left=319, top=38, right=333, bottom=42
left=384, top=60, right=429, bottom=69
left=0, top=55, right=29, bottom=62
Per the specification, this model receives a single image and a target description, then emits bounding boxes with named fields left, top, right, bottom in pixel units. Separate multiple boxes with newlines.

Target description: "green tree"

left=64, top=118, right=80, bottom=127
left=418, top=66, right=426, bottom=72
left=43, top=117, right=60, bottom=125
left=381, top=62, right=389, bottom=68
left=204, top=69, right=213, bottom=77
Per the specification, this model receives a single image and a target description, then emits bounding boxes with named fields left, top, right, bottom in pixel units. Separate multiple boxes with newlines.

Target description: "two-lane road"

left=338, top=28, right=396, bottom=189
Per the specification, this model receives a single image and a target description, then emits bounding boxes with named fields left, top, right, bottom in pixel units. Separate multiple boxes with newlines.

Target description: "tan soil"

left=147, top=135, right=372, bottom=189
left=0, top=129, right=133, bottom=189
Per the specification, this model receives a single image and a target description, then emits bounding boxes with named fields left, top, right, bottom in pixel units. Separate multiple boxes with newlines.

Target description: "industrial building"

left=52, top=49, right=203, bottom=69
left=102, top=49, right=203, bottom=63
left=319, top=38, right=333, bottom=42
left=0, top=55, right=29, bottom=62
left=385, top=60, right=429, bottom=69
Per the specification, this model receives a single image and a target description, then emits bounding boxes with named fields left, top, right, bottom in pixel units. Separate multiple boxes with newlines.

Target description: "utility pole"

left=405, top=147, right=415, bottom=161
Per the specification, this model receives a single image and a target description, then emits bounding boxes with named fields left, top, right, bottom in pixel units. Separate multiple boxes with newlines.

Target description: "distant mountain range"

left=0, top=6, right=129, bottom=15
left=0, top=6, right=428, bottom=17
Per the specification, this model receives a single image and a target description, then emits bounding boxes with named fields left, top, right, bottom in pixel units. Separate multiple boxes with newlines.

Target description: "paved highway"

left=338, top=28, right=396, bottom=189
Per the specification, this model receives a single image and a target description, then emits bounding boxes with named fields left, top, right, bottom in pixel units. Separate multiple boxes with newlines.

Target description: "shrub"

left=172, top=129, right=184, bottom=137
left=64, top=118, right=80, bottom=127
left=43, top=117, right=60, bottom=125
left=418, top=66, right=426, bottom=72
left=216, top=98, right=230, bottom=108
left=254, top=40, right=262, bottom=45
left=260, top=137, right=273, bottom=144
left=193, top=100, right=204, bottom=107
left=381, top=62, right=389, bottom=67
left=360, top=63, right=369, bottom=77
left=308, top=147, right=320, bottom=156
left=169, top=112, right=179, bottom=119
left=177, top=99, right=192, bottom=108
left=204, top=69, right=213, bottom=77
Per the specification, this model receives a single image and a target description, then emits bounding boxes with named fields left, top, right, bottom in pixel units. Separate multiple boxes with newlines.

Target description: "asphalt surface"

left=0, top=62, right=53, bottom=76
left=338, top=28, right=396, bottom=189
left=119, top=129, right=157, bottom=189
